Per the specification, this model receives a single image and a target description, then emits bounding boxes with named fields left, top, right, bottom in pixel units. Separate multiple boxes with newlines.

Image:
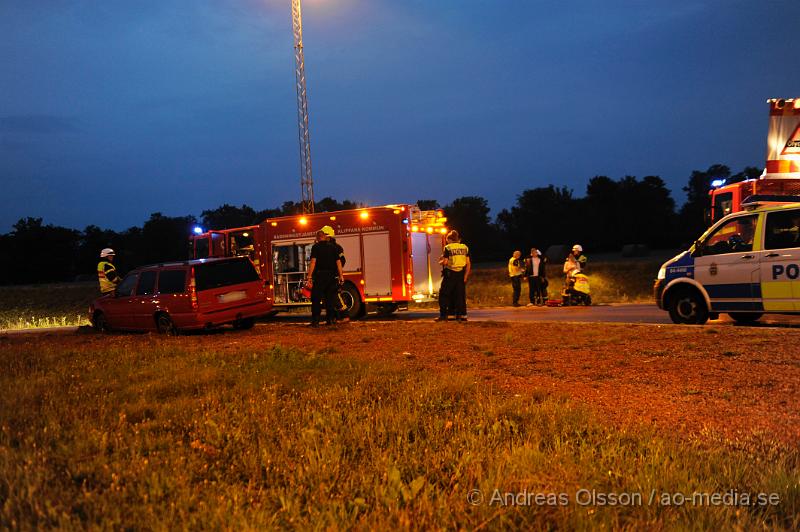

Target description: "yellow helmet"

left=320, top=225, right=335, bottom=237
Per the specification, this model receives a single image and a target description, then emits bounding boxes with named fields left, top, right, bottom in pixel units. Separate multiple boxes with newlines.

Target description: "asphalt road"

left=4, top=304, right=800, bottom=335
left=389, top=304, right=800, bottom=328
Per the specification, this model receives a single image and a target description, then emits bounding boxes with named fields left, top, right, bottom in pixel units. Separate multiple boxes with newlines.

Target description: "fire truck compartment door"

left=362, top=232, right=392, bottom=296
left=428, top=234, right=443, bottom=294
left=411, top=232, right=443, bottom=296
left=336, top=234, right=361, bottom=272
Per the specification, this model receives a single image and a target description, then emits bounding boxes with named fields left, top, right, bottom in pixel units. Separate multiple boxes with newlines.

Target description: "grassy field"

left=0, top=257, right=662, bottom=330
left=467, top=258, right=662, bottom=307
left=0, top=283, right=95, bottom=330
left=1, top=324, right=798, bottom=529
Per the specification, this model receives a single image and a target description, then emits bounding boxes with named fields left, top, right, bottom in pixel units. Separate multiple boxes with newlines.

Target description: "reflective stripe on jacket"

left=98, top=261, right=118, bottom=293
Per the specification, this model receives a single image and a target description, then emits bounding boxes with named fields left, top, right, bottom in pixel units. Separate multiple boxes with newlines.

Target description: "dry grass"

left=1, top=327, right=798, bottom=529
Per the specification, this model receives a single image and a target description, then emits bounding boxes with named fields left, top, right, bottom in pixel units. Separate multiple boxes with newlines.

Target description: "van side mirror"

left=691, top=240, right=704, bottom=257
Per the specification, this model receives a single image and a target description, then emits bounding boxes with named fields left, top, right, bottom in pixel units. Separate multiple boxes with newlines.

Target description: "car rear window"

left=136, top=271, right=157, bottom=295
left=158, top=270, right=187, bottom=294
left=194, top=259, right=260, bottom=291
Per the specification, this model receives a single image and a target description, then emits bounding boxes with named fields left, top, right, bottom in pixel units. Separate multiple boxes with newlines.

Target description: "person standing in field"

left=436, top=230, right=471, bottom=322
left=306, top=226, right=344, bottom=327
left=97, top=248, right=121, bottom=295
left=508, top=250, right=525, bottom=307
left=525, top=248, right=547, bottom=306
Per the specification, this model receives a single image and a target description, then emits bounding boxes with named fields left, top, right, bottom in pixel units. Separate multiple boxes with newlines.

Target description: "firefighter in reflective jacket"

left=97, top=248, right=121, bottom=294
left=436, top=230, right=471, bottom=322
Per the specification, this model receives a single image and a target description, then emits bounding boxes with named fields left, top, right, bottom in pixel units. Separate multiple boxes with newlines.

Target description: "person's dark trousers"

left=311, top=271, right=338, bottom=324
left=511, top=275, right=522, bottom=305
left=451, top=269, right=467, bottom=317
left=537, top=277, right=548, bottom=304
left=439, top=269, right=466, bottom=318
left=527, top=276, right=537, bottom=304
left=438, top=269, right=454, bottom=318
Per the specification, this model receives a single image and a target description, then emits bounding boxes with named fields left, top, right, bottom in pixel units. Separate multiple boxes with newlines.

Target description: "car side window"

left=700, top=215, right=757, bottom=256
left=115, top=274, right=138, bottom=297
left=136, top=271, right=157, bottom=296
left=158, top=270, right=187, bottom=294
left=764, top=210, right=800, bottom=250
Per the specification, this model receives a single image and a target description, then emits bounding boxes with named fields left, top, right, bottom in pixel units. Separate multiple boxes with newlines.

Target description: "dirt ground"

left=5, top=320, right=799, bottom=446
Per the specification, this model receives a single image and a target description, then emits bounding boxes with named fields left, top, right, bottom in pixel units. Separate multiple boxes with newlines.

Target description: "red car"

left=89, top=257, right=272, bottom=333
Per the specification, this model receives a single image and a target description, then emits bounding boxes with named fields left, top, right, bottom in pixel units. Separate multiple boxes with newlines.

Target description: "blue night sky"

left=1, top=0, right=799, bottom=232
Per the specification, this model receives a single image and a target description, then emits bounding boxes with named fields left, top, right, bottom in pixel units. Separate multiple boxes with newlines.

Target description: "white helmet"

left=100, top=248, right=115, bottom=258
left=572, top=244, right=583, bottom=252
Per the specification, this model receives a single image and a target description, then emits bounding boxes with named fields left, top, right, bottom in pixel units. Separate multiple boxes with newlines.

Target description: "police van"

left=655, top=197, right=800, bottom=324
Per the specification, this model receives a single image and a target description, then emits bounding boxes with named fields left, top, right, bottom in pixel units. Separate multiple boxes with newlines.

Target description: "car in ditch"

left=89, top=257, right=272, bottom=333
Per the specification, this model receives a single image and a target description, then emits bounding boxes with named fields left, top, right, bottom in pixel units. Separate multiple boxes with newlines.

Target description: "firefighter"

left=306, top=225, right=344, bottom=327
left=563, top=244, right=585, bottom=278
left=436, top=230, right=471, bottom=322
left=329, top=236, right=350, bottom=322
left=97, top=248, right=121, bottom=295
left=563, top=244, right=586, bottom=303
left=508, top=250, right=525, bottom=306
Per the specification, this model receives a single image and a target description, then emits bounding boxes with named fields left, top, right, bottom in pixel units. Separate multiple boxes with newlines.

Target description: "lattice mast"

left=291, top=0, right=314, bottom=213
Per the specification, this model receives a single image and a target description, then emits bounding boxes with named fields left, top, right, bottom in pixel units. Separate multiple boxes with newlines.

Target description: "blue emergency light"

left=193, top=226, right=203, bottom=235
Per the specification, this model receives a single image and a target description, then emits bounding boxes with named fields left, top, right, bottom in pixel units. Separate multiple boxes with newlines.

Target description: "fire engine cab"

left=708, top=98, right=800, bottom=223
left=190, top=205, right=449, bottom=318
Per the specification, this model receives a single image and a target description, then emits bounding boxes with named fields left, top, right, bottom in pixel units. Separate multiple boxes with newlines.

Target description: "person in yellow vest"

left=97, top=248, right=121, bottom=295
left=508, top=250, right=526, bottom=306
left=436, top=230, right=471, bottom=322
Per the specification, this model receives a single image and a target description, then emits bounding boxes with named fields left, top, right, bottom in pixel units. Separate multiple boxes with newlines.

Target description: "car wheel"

left=93, top=311, right=110, bottom=332
left=667, top=288, right=709, bottom=325
left=729, top=312, right=763, bottom=324
left=233, top=317, right=255, bottom=330
left=338, top=283, right=363, bottom=320
left=155, top=313, right=177, bottom=335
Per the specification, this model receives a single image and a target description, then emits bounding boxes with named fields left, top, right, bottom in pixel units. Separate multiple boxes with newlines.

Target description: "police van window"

left=701, top=215, right=757, bottom=256
left=765, top=210, right=800, bottom=250
left=115, top=274, right=138, bottom=297
left=158, top=270, right=187, bottom=294
left=135, top=271, right=157, bottom=296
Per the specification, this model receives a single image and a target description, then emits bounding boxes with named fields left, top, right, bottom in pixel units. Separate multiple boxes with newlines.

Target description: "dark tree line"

left=0, top=167, right=753, bottom=284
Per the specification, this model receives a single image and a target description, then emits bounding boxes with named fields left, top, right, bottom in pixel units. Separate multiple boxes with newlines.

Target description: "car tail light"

left=189, top=267, right=198, bottom=310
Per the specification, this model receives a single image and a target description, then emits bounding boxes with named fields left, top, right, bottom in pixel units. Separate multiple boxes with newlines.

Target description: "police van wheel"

left=155, top=313, right=177, bottom=335
left=729, top=312, right=763, bottom=324
left=339, top=283, right=363, bottom=320
left=667, top=289, right=708, bottom=325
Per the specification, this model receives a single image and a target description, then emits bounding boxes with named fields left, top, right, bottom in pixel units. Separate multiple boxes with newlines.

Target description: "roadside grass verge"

left=0, top=283, right=95, bottom=330
left=1, top=337, right=797, bottom=529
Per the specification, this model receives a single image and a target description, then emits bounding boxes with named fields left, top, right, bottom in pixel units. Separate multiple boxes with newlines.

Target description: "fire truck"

left=190, top=205, right=449, bottom=318
left=708, top=97, right=800, bottom=223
